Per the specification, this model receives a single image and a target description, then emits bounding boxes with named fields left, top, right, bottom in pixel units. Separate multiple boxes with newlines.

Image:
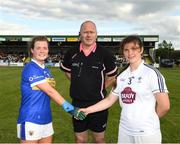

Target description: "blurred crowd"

left=0, top=52, right=128, bottom=67
left=0, top=52, right=24, bottom=63
left=0, top=52, right=63, bottom=63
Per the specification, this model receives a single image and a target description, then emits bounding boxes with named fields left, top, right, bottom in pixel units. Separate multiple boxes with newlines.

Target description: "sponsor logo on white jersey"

left=121, top=87, right=136, bottom=104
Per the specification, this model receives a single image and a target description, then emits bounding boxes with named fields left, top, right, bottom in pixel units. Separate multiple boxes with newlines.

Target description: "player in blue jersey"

left=17, top=36, right=85, bottom=143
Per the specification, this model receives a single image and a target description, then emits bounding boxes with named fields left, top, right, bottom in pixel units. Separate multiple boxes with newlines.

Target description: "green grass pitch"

left=0, top=66, right=180, bottom=143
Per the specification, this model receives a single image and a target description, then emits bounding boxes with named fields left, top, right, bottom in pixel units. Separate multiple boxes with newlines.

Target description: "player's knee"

left=93, top=136, right=105, bottom=143
left=75, top=135, right=88, bottom=143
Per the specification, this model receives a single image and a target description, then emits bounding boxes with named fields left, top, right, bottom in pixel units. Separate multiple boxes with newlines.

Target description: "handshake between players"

left=61, top=100, right=86, bottom=120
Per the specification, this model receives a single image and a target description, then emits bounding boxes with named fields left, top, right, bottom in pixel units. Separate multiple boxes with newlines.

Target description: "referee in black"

left=60, top=20, right=117, bottom=143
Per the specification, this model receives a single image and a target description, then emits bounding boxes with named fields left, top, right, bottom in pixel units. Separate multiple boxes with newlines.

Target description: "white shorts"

left=17, top=122, right=54, bottom=141
left=118, top=127, right=162, bottom=144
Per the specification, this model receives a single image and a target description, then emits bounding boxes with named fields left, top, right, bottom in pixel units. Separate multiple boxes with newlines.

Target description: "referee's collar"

left=80, top=42, right=97, bottom=56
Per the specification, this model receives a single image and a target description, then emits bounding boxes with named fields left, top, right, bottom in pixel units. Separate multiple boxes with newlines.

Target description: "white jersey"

left=112, top=61, right=168, bottom=136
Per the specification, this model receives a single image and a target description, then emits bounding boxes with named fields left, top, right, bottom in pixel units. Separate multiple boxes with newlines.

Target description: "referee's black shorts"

left=72, top=100, right=108, bottom=133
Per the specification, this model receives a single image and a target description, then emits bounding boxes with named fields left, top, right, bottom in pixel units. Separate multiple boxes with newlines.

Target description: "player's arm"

left=36, top=82, right=85, bottom=120
left=155, top=92, right=170, bottom=118
left=79, top=92, right=118, bottom=115
left=37, top=81, right=65, bottom=105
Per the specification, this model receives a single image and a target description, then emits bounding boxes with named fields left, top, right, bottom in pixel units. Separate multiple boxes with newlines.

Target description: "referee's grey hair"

left=79, top=20, right=97, bottom=33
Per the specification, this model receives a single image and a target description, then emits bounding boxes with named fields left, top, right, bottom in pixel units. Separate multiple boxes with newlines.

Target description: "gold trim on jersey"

left=32, top=86, right=40, bottom=90
left=46, top=78, right=56, bottom=88
left=32, top=78, right=56, bottom=90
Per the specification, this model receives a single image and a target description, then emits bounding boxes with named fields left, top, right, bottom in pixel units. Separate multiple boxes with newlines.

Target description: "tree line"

left=155, top=40, right=180, bottom=65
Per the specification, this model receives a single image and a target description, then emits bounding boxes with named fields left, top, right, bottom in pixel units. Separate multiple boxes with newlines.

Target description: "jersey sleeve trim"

left=106, top=66, right=118, bottom=77
left=152, top=89, right=169, bottom=93
left=31, top=79, right=46, bottom=87
left=111, top=90, right=119, bottom=97
left=60, top=63, right=71, bottom=73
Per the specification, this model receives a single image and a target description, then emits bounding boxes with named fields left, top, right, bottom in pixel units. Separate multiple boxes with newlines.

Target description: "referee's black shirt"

left=60, top=43, right=117, bottom=104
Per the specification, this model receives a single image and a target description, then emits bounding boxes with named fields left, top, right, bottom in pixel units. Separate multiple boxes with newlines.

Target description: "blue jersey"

left=17, top=60, right=55, bottom=124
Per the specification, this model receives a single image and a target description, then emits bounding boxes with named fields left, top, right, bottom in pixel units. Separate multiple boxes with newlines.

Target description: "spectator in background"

left=79, top=35, right=170, bottom=144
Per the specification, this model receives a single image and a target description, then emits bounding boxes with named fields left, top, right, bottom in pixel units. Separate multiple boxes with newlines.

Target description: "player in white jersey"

left=79, top=35, right=170, bottom=143
left=17, top=36, right=85, bottom=143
